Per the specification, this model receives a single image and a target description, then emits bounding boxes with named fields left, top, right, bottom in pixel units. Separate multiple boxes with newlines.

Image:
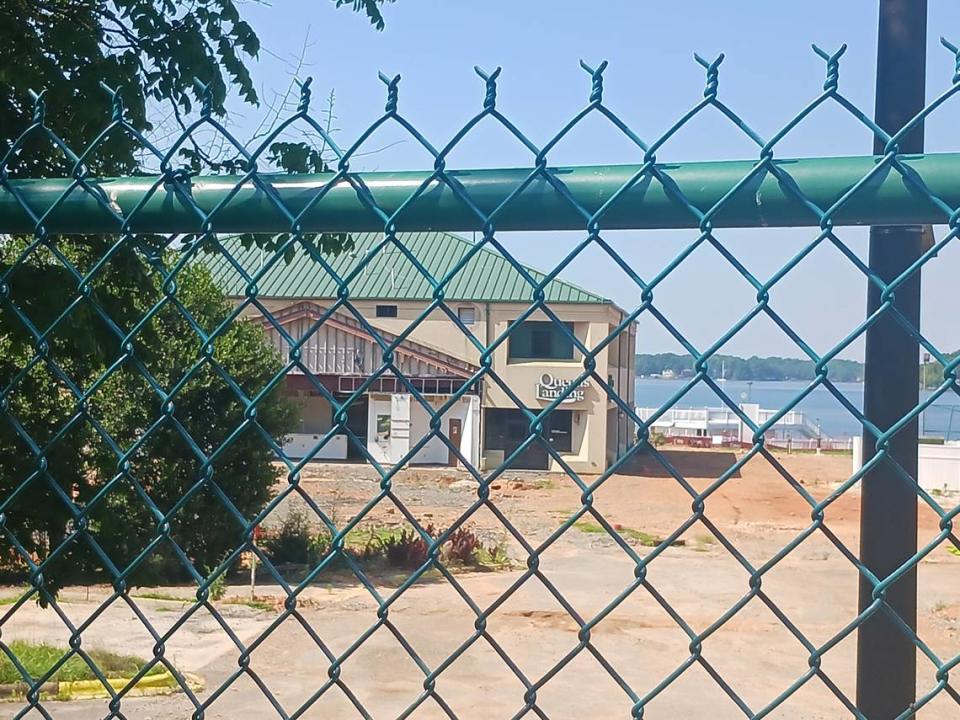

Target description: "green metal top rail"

left=5, top=42, right=960, bottom=238
left=1, top=153, right=958, bottom=234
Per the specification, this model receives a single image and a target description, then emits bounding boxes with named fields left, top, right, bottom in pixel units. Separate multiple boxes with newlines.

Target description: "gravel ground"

left=3, top=449, right=958, bottom=719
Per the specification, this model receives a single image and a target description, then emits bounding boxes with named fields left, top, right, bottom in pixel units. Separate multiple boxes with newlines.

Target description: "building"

left=636, top=403, right=844, bottom=449
left=852, top=438, right=960, bottom=493
left=204, top=232, right=636, bottom=473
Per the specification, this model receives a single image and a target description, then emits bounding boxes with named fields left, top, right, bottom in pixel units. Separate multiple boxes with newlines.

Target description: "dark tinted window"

left=484, top=408, right=573, bottom=453
left=508, top=321, right=574, bottom=360
left=375, top=305, right=398, bottom=318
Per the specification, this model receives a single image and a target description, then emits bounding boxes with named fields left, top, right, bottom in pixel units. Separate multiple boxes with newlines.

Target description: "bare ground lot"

left=3, top=449, right=959, bottom=719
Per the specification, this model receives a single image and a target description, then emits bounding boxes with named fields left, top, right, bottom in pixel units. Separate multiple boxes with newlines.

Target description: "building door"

left=448, top=418, right=463, bottom=467
left=341, top=394, right=369, bottom=460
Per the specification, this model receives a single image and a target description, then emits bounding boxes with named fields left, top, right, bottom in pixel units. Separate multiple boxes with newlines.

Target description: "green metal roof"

left=203, top=232, right=610, bottom=304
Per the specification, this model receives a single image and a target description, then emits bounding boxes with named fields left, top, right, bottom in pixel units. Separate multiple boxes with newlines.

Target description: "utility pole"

left=857, top=1, right=926, bottom=717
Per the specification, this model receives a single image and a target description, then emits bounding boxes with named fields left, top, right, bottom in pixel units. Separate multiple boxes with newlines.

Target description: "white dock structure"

left=636, top=403, right=847, bottom=449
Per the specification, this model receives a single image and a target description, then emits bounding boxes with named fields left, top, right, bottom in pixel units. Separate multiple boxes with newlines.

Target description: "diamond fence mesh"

left=0, top=41, right=959, bottom=720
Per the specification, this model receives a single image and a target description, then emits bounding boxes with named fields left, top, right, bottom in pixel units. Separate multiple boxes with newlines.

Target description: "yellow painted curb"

left=1, top=670, right=204, bottom=702
left=57, top=671, right=205, bottom=700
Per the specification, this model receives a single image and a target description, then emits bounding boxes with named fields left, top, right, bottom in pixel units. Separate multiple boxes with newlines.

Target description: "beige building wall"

left=479, top=311, right=615, bottom=473
left=249, top=298, right=634, bottom=473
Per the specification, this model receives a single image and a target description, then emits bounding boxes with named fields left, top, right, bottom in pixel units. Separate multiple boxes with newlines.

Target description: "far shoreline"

left=636, top=376, right=865, bottom=384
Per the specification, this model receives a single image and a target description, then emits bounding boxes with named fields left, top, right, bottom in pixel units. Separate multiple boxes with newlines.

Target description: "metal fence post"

left=856, top=0, right=926, bottom=716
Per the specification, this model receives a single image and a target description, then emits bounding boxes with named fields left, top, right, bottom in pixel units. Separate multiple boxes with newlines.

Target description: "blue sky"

left=224, top=1, right=960, bottom=361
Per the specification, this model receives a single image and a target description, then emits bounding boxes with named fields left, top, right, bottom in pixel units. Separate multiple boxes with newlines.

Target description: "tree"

left=0, top=236, right=155, bottom=586
left=0, top=248, right=297, bottom=585
left=0, top=0, right=391, bottom=590
left=0, top=0, right=394, bottom=176
left=89, top=260, right=297, bottom=581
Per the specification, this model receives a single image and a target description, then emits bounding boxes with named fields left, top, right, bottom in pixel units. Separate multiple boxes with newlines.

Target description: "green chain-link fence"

left=1, top=39, right=959, bottom=720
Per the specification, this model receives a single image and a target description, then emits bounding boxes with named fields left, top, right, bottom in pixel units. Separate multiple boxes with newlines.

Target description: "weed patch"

left=574, top=521, right=683, bottom=548
left=0, top=640, right=165, bottom=685
left=259, top=514, right=512, bottom=574
left=132, top=591, right=190, bottom=603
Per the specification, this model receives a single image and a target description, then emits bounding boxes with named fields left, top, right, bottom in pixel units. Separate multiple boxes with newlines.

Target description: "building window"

left=375, top=304, right=398, bottom=318
left=508, top=321, right=575, bottom=361
left=458, top=306, right=476, bottom=325
left=484, top=408, right=574, bottom=459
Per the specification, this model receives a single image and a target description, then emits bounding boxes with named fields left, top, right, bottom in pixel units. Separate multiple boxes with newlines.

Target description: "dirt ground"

left=3, top=448, right=959, bottom=719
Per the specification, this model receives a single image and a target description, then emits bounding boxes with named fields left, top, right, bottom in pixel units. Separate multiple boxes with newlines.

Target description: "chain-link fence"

left=1, top=37, right=959, bottom=720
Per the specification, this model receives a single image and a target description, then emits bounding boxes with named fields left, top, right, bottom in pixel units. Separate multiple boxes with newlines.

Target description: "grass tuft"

left=131, top=591, right=190, bottom=603
left=574, top=521, right=683, bottom=548
left=0, top=640, right=164, bottom=685
left=225, top=597, right=275, bottom=612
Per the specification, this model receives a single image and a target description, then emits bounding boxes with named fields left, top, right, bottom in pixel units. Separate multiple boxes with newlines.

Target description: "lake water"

left=634, top=378, right=960, bottom=440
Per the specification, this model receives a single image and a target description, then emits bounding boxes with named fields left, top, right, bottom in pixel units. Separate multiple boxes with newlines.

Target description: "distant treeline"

left=922, top=351, right=960, bottom=387
left=635, top=353, right=865, bottom=382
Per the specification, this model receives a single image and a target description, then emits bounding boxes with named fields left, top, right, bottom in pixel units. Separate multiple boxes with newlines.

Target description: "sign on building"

left=535, top=373, right=589, bottom=404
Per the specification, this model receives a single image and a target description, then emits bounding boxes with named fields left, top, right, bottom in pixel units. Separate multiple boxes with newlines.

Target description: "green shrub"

left=444, top=527, right=481, bottom=565
left=257, top=520, right=512, bottom=575
left=368, top=526, right=433, bottom=569
left=261, top=508, right=314, bottom=565
left=209, top=571, right=227, bottom=602
left=472, top=540, right=511, bottom=569
left=0, top=259, right=298, bottom=594
left=357, top=524, right=510, bottom=571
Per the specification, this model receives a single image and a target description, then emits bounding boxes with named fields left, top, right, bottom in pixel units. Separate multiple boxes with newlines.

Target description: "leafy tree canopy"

left=0, top=0, right=393, bottom=176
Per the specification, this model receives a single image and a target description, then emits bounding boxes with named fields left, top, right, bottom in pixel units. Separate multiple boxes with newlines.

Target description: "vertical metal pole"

left=857, top=1, right=926, bottom=716
left=250, top=550, right=257, bottom=600
left=251, top=526, right=260, bottom=600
